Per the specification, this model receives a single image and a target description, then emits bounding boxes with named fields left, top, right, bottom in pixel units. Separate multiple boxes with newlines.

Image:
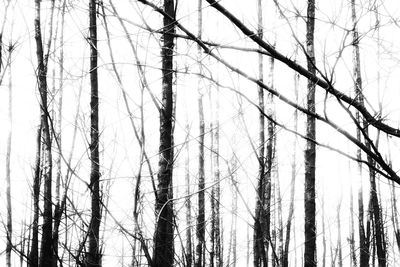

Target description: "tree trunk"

left=253, top=0, right=267, bottom=265
left=52, top=1, right=66, bottom=266
left=214, top=87, right=222, bottom=267
left=195, top=1, right=205, bottom=267
left=283, top=63, right=299, bottom=267
left=337, top=201, right=343, bottom=267
left=86, top=0, right=101, bottom=266
left=349, top=172, right=357, bottom=267
left=304, top=0, right=317, bottom=266
left=351, top=1, right=386, bottom=265
left=152, top=0, right=175, bottom=266
left=231, top=159, right=238, bottom=267
left=321, top=196, right=326, bottom=267
left=34, top=0, right=54, bottom=266
left=5, top=40, right=13, bottom=267
left=29, top=125, right=42, bottom=267
left=185, top=124, right=193, bottom=267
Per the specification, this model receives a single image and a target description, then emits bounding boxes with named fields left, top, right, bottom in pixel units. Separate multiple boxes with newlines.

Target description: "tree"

left=304, top=0, right=317, bottom=266
left=185, top=124, right=193, bottom=267
left=152, top=0, right=176, bottom=266
left=85, top=0, right=102, bottom=266
left=5, top=36, right=13, bottom=267
left=33, top=0, right=55, bottom=265
left=195, top=1, right=206, bottom=267
left=253, top=0, right=268, bottom=265
left=351, top=0, right=386, bottom=265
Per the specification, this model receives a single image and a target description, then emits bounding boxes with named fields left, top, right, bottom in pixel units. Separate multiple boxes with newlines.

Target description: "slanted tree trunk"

left=152, top=0, right=175, bottom=266
left=86, top=0, right=102, bottom=266
left=304, top=0, right=317, bottom=266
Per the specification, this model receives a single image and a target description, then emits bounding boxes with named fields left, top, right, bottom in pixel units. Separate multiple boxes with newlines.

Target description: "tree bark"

left=283, top=63, right=299, bottom=267
left=52, top=1, right=66, bottom=266
left=86, top=0, right=102, bottom=266
left=337, top=201, right=343, bottom=267
left=195, top=2, right=206, bottom=267
left=304, top=0, right=317, bottom=266
left=185, top=124, right=193, bottom=267
left=351, top=1, right=387, bottom=265
left=152, top=0, right=175, bottom=266
left=29, top=125, right=42, bottom=267
left=34, top=0, right=54, bottom=266
left=5, top=40, right=13, bottom=267
left=213, top=87, right=222, bottom=267
left=253, top=0, right=267, bottom=265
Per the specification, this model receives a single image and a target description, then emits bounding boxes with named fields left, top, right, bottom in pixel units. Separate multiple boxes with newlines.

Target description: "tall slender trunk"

left=210, top=120, right=215, bottom=267
left=185, top=124, right=193, bottom=267
left=231, top=159, right=238, bottom=267
left=265, top=32, right=276, bottom=267
left=304, top=0, right=317, bottom=266
left=349, top=165, right=357, bottom=267
left=253, top=0, right=267, bottom=265
left=195, top=1, right=205, bottom=266
left=247, top=222, right=250, bottom=267
left=152, top=0, right=175, bottom=266
left=86, top=0, right=101, bottom=265
left=29, top=125, right=42, bottom=267
left=5, top=40, right=13, bottom=267
left=321, top=195, right=326, bottom=267
left=352, top=1, right=369, bottom=264
left=351, top=1, right=386, bottom=265
left=337, top=201, right=343, bottom=267
left=276, top=172, right=283, bottom=266
left=283, top=64, right=299, bottom=267
left=34, top=0, right=54, bottom=266
left=214, top=87, right=222, bottom=267
left=52, top=2, right=66, bottom=266
left=1, top=21, right=12, bottom=264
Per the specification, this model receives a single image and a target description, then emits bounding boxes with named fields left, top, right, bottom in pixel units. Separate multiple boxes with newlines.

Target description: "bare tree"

left=52, top=1, right=66, bottom=266
left=211, top=83, right=222, bottom=267
left=304, top=0, right=317, bottom=266
left=253, top=0, right=267, bottom=265
left=5, top=37, right=13, bottom=267
left=152, top=0, right=176, bottom=266
left=195, top=1, right=206, bottom=266
left=283, top=57, right=299, bottom=267
left=86, top=0, right=102, bottom=265
left=33, top=0, right=55, bottom=265
left=185, top=124, right=193, bottom=267
left=351, top=1, right=386, bottom=266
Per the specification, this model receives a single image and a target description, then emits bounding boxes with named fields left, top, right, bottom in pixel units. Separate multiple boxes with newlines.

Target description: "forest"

left=1, top=0, right=400, bottom=266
